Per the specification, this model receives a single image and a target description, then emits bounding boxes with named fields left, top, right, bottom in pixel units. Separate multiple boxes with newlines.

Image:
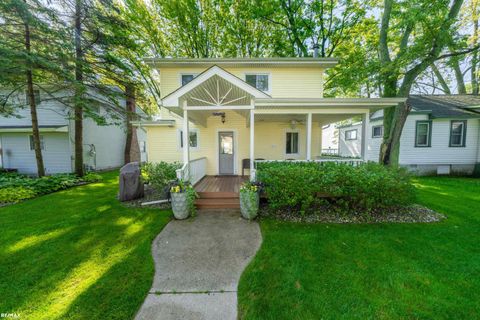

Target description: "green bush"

left=0, top=172, right=103, bottom=204
left=83, top=172, right=103, bottom=183
left=256, top=161, right=415, bottom=214
left=0, top=186, right=37, bottom=203
left=142, top=161, right=181, bottom=192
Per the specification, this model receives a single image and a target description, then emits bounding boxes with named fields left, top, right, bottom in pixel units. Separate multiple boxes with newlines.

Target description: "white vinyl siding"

left=338, top=124, right=362, bottom=157
left=1, top=132, right=71, bottom=174
left=399, top=116, right=479, bottom=165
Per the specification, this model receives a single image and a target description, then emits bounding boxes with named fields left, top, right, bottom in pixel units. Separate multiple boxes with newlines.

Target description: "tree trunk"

left=431, top=63, right=452, bottom=94
left=124, top=84, right=140, bottom=164
left=472, top=10, right=479, bottom=95
left=450, top=57, right=467, bottom=94
left=74, top=0, right=84, bottom=176
left=24, top=18, right=45, bottom=177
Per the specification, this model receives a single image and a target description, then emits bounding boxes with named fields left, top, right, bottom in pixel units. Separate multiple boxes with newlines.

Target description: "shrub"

left=83, top=172, right=103, bottom=183
left=256, top=161, right=415, bottom=214
left=0, top=186, right=37, bottom=203
left=0, top=171, right=103, bottom=204
left=142, top=161, right=181, bottom=192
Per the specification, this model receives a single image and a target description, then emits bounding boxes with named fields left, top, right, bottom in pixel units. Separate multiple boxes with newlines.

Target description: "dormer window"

left=181, top=74, right=198, bottom=86
left=245, top=74, right=269, bottom=93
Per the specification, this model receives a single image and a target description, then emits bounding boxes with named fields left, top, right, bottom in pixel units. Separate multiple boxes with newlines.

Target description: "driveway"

left=135, top=209, right=262, bottom=320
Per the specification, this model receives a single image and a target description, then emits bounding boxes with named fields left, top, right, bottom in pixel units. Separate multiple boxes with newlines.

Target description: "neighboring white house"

left=339, top=95, right=480, bottom=175
left=0, top=88, right=147, bottom=175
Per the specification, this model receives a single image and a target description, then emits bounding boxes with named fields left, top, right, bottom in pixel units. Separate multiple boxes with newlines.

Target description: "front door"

left=219, top=131, right=234, bottom=175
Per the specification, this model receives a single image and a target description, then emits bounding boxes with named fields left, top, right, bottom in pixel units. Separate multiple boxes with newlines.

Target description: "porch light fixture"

left=213, top=112, right=226, bottom=124
left=290, top=119, right=298, bottom=129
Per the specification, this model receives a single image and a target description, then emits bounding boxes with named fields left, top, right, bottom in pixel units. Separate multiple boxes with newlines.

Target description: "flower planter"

left=240, top=191, right=259, bottom=220
left=171, top=192, right=190, bottom=220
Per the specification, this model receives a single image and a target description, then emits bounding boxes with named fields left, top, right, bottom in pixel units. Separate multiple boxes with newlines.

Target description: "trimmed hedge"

left=256, top=161, right=415, bottom=214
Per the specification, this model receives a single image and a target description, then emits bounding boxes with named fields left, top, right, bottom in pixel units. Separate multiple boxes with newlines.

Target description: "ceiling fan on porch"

left=287, top=119, right=305, bottom=129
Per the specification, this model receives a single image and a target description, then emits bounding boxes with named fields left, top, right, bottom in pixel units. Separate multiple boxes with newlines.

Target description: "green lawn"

left=0, top=171, right=171, bottom=320
left=238, top=177, right=480, bottom=319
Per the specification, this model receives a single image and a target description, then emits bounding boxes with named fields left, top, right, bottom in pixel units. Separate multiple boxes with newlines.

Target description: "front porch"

left=194, top=175, right=247, bottom=209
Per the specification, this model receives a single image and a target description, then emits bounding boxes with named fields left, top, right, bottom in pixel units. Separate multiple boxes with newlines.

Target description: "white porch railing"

left=176, top=157, right=207, bottom=185
left=254, top=158, right=365, bottom=167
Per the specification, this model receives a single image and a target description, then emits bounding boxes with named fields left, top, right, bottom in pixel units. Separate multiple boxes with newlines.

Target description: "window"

left=181, top=74, right=198, bottom=86
left=372, top=125, right=383, bottom=138
left=345, top=129, right=357, bottom=140
left=29, top=135, right=45, bottom=150
left=179, top=130, right=198, bottom=148
left=245, top=74, right=269, bottom=92
left=449, top=120, right=467, bottom=147
left=140, top=141, right=146, bottom=153
left=415, top=120, right=432, bottom=147
left=286, top=132, right=299, bottom=154
left=25, top=89, right=40, bottom=105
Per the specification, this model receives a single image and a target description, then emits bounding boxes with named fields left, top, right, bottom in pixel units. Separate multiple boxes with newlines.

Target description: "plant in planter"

left=170, top=180, right=198, bottom=220
left=239, top=181, right=261, bottom=220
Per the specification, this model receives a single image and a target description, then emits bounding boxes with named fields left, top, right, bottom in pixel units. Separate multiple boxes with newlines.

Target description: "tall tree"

left=0, top=0, right=67, bottom=176
left=378, top=0, right=464, bottom=165
left=74, top=0, right=85, bottom=176
left=23, top=2, right=45, bottom=176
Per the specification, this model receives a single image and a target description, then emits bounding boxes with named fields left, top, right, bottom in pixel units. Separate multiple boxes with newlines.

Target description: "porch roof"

left=254, top=97, right=406, bottom=110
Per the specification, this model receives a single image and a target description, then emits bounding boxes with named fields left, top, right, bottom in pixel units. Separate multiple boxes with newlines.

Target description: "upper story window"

left=372, top=125, right=383, bottom=138
left=449, top=120, right=467, bottom=147
left=345, top=129, right=357, bottom=140
left=29, top=135, right=45, bottom=150
left=415, top=120, right=432, bottom=147
left=181, top=74, right=198, bottom=86
left=286, top=131, right=299, bottom=154
left=245, top=74, right=269, bottom=92
left=25, top=89, right=40, bottom=105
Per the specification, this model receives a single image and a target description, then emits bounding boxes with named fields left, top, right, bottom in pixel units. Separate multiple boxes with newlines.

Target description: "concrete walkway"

left=135, top=209, right=262, bottom=320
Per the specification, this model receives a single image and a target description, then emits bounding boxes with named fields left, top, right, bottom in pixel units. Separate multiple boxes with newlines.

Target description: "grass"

left=0, top=171, right=171, bottom=320
left=238, top=177, right=480, bottom=319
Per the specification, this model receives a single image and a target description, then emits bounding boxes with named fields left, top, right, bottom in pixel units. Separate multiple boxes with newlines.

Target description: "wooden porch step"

left=197, top=191, right=239, bottom=199
left=195, top=197, right=240, bottom=209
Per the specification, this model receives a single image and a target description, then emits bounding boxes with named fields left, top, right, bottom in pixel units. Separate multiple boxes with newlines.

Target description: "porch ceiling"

left=253, top=113, right=361, bottom=126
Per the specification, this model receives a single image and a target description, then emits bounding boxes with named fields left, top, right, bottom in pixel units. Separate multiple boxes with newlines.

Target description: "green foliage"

left=83, top=172, right=103, bottom=183
left=256, top=161, right=415, bottom=214
left=0, top=186, right=36, bottom=203
left=142, top=162, right=181, bottom=192
left=0, top=172, right=103, bottom=204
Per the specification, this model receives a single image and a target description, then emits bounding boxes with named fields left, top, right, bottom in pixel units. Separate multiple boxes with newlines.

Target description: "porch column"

left=361, top=112, right=369, bottom=161
left=250, top=104, right=255, bottom=181
left=306, top=112, right=312, bottom=160
left=183, top=104, right=190, bottom=165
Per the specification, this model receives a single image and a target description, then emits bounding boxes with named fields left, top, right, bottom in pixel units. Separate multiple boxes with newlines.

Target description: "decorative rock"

left=119, top=162, right=144, bottom=201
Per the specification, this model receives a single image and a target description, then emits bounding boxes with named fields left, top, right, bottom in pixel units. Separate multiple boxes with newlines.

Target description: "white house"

left=338, top=95, right=480, bottom=175
left=0, top=88, right=147, bottom=175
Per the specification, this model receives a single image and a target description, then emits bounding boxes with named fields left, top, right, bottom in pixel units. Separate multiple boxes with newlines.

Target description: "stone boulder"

left=119, top=162, right=144, bottom=201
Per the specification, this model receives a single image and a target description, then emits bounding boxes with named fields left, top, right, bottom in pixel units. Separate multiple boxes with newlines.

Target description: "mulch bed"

left=259, top=203, right=446, bottom=224
left=121, top=185, right=171, bottom=209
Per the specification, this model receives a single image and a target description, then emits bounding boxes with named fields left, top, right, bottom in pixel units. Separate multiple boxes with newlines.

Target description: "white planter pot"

left=171, top=192, right=190, bottom=220
left=240, top=191, right=259, bottom=220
